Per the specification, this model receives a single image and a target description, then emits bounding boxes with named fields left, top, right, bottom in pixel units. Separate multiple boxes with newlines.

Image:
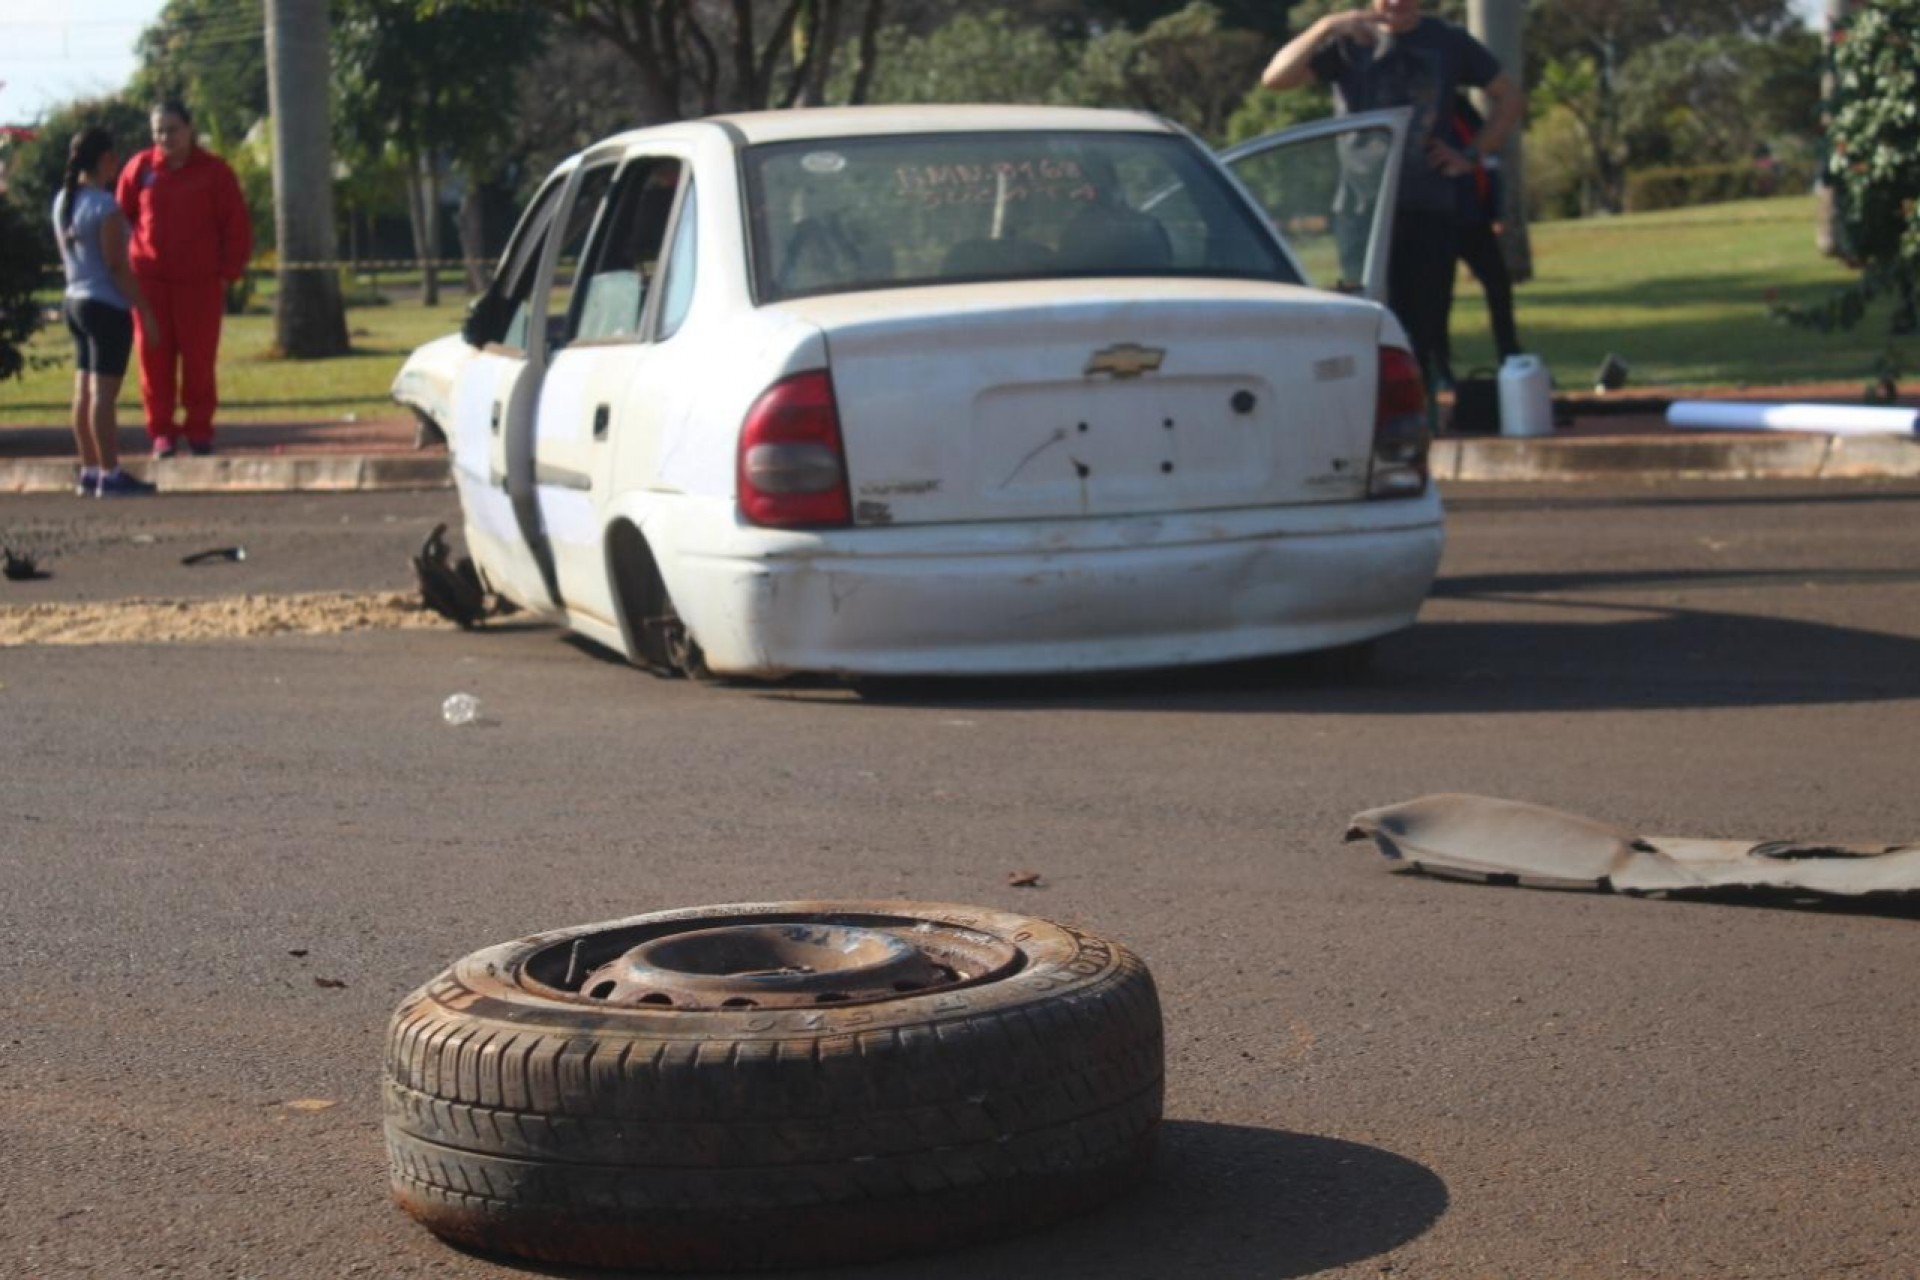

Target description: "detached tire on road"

left=383, top=901, right=1163, bottom=1271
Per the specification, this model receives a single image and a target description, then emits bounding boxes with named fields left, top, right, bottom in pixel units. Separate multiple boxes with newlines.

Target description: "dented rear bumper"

left=656, top=492, right=1443, bottom=677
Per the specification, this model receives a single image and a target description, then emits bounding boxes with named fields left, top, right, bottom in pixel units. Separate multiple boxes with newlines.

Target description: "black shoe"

left=97, top=470, right=157, bottom=497
left=187, top=440, right=215, bottom=457
left=152, top=439, right=177, bottom=460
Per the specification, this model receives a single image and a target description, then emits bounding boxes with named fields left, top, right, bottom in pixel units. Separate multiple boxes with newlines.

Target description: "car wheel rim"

left=518, top=911, right=1024, bottom=1011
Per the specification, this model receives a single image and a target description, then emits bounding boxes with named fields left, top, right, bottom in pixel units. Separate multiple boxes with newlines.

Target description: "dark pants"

left=1437, top=217, right=1522, bottom=378
left=1387, top=210, right=1458, bottom=387
left=63, top=297, right=134, bottom=377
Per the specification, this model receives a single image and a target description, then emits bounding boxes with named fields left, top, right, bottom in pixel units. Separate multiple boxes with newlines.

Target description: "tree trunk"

left=457, top=180, right=488, bottom=295
left=265, top=0, right=348, bottom=357
left=1815, top=0, right=1850, bottom=258
left=847, top=0, right=885, bottom=105
left=402, top=163, right=430, bottom=305
left=1468, top=0, right=1532, bottom=283
left=422, top=156, right=442, bottom=307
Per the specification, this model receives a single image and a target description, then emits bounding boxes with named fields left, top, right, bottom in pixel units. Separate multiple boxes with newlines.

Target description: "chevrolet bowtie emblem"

left=1085, top=343, right=1165, bottom=379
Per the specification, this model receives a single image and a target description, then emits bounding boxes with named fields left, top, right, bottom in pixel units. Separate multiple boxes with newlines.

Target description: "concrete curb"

left=2, top=436, right=1917, bottom=494
left=0, top=453, right=453, bottom=495
left=1431, top=433, right=1920, bottom=483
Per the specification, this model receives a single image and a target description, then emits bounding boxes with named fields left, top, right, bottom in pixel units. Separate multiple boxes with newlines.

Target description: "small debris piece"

left=288, top=949, right=309, bottom=958
left=181, top=546, right=246, bottom=566
left=284, top=1099, right=338, bottom=1112
left=1008, top=871, right=1043, bottom=888
left=314, top=977, right=348, bottom=989
left=3, top=548, right=49, bottom=580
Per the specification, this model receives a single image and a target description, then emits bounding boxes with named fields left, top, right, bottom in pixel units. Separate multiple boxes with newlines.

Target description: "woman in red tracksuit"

left=115, top=100, right=252, bottom=458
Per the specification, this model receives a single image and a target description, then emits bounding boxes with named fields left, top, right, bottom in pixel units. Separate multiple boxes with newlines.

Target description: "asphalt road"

left=3, top=481, right=1919, bottom=1279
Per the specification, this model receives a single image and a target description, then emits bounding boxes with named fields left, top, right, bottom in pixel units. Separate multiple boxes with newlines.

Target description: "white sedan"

left=392, top=104, right=1439, bottom=679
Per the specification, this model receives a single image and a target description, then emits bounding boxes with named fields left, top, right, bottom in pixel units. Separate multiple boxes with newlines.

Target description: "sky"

left=0, top=0, right=1834, bottom=126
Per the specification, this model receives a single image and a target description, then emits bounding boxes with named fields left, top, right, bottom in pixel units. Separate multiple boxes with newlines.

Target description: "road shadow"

left=476, top=1121, right=1447, bottom=1280
left=756, top=578, right=1920, bottom=713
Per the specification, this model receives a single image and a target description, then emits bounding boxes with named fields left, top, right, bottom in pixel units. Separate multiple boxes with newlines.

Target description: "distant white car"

left=392, top=104, right=1439, bottom=679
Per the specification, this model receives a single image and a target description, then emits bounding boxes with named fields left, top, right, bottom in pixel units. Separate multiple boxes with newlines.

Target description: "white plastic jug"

left=1498, top=354, right=1554, bottom=438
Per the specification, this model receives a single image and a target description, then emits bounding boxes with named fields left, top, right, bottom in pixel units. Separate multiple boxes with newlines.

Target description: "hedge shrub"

left=1624, top=158, right=1816, bottom=213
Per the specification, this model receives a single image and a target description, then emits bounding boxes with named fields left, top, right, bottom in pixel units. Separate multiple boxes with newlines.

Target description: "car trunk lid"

left=770, top=279, right=1385, bottom=526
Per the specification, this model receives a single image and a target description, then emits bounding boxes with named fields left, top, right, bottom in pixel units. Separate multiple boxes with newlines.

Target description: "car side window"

left=476, top=175, right=565, bottom=351
left=542, top=162, right=618, bottom=347
left=656, top=181, right=698, bottom=340
left=572, top=159, right=686, bottom=344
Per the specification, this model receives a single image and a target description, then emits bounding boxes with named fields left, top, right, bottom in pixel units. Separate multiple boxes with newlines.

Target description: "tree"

left=483, top=0, right=889, bottom=118
left=131, top=0, right=269, bottom=152
left=1071, top=2, right=1272, bottom=143
left=0, top=195, right=45, bottom=383
left=1779, top=0, right=1920, bottom=396
left=335, top=1, right=545, bottom=302
left=858, top=9, right=1079, bottom=106
left=1, top=96, right=151, bottom=262
left=1529, top=0, right=1799, bottom=212
left=265, top=0, right=348, bottom=356
left=1616, top=31, right=1821, bottom=172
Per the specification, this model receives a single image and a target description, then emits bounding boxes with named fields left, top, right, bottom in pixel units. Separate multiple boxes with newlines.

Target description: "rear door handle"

left=592, top=404, right=611, bottom=440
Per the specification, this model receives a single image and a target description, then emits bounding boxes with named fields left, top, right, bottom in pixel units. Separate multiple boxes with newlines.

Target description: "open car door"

left=1219, top=106, right=1411, bottom=305
left=449, top=166, right=574, bottom=613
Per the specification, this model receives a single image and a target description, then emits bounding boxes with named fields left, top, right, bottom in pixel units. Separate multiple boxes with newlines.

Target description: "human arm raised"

left=1261, top=10, right=1389, bottom=92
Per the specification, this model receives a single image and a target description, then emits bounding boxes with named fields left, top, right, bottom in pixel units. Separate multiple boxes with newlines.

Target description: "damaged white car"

left=392, top=105, right=1440, bottom=678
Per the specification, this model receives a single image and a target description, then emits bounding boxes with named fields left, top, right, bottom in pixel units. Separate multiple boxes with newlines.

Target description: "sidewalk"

left=1435, top=384, right=1920, bottom=483
left=1, top=383, right=1916, bottom=494
left=0, top=416, right=449, bottom=494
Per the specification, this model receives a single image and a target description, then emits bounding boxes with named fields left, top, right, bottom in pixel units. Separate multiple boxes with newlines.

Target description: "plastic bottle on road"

left=442, top=693, right=482, bottom=726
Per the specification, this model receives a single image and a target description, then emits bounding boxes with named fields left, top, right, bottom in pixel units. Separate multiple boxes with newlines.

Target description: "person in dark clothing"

left=1435, top=95, right=1522, bottom=387
left=1260, top=0, right=1525, bottom=387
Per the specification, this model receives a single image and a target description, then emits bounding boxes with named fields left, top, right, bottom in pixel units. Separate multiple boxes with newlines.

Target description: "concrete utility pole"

left=1816, top=0, right=1850, bottom=258
left=265, top=0, right=348, bottom=357
left=1468, top=0, right=1532, bottom=282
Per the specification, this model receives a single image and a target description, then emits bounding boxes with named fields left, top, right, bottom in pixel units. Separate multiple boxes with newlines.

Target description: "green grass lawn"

left=1, top=194, right=1910, bottom=429
left=1448, top=195, right=1914, bottom=391
left=0, top=282, right=470, bottom=428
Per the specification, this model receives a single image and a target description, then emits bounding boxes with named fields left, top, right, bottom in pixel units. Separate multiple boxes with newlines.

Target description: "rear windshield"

left=743, top=130, right=1298, bottom=303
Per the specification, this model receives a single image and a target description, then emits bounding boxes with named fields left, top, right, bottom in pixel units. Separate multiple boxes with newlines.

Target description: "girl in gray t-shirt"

left=52, top=126, right=158, bottom=496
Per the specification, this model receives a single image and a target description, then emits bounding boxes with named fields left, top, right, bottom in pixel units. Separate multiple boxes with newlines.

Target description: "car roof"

left=709, top=104, right=1174, bottom=143
left=587, top=105, right=1177, bottom=155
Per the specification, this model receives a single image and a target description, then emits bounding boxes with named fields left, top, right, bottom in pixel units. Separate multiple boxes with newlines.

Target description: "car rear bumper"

left=660, top=493, right=1444, bottom=677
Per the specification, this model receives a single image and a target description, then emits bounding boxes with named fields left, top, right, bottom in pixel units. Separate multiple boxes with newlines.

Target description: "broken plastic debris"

left=442, top=692, right=482, bottom=726
left=1007, top=871, right=1043, bottom=888
left=1346, top=794, right=1920, bottom=901
left=3, top=548, right=50, bottom=580
left=313, top=977, right=348, bottom=990
left=284, top=1098, right=338, bottom=1112
left=181, top=545, right=246, bottom=566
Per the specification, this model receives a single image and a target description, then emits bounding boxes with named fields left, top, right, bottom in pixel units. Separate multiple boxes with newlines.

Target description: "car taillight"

left=1368, top=346, right=1430, bottom=499
left=737, top=370, right=851, bottom=528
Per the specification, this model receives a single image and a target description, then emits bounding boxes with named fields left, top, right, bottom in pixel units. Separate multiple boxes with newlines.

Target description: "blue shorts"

left=64, top=296, right=134, bottom=378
